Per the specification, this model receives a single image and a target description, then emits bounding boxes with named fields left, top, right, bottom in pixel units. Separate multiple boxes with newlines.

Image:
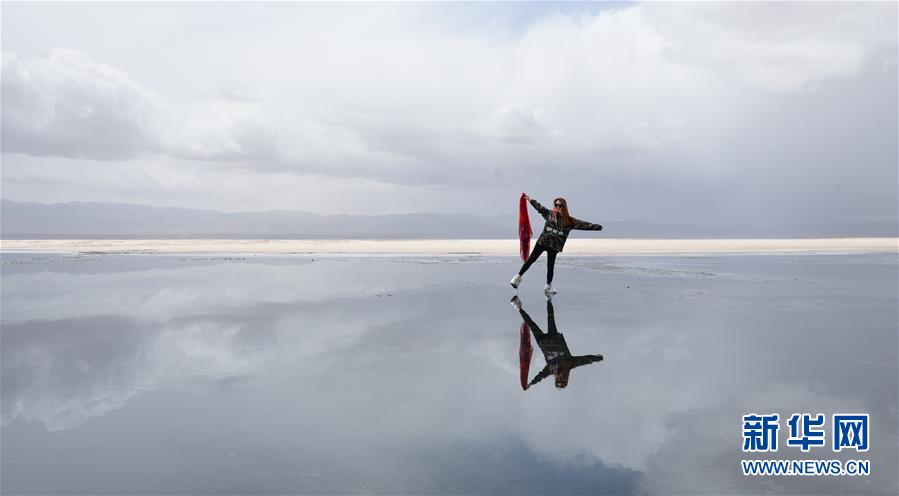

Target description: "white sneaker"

left=510, top=274, right=522, bottom=289
left=510, top=296, right=523, bottom=311
left=544, top=284, right=558, bottom=294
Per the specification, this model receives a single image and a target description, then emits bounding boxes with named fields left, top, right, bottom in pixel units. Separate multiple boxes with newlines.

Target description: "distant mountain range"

left=1, top=200, right=895, bottom=238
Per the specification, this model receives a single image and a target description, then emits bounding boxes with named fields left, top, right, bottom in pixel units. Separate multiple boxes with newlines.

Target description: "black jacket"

left=530, top=198, right=603, bottom=252
left=518, top=301, right=603, bottom=389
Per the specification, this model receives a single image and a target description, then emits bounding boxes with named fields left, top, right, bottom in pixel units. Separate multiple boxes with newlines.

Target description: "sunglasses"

left=554, top=203, right=563, bottom=208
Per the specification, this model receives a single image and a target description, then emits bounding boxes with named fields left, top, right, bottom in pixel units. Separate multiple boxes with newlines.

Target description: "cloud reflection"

left=1, top=254, right=896, bottom=494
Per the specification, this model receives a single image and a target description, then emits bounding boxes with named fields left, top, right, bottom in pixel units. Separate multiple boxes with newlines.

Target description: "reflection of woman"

left=511, top=296, right=603, bottom=389
left=511, top=194, right=603, bottom=295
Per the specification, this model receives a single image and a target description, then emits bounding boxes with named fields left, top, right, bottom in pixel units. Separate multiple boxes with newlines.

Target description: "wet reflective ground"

left=2, top=253, right=897, bottom=495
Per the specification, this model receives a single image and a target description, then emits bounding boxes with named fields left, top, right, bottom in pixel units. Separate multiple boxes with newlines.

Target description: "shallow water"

left=1, top=253, right=897, bottom=495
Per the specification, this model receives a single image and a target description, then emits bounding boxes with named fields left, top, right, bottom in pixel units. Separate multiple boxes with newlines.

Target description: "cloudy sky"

left=1, top=2, right=896, bottom=231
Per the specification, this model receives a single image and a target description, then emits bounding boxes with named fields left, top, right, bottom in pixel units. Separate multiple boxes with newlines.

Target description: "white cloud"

left=1, top=50, right=280, bottom=163
left=1, top=49, right=159, bottom=159
left=480, top=102, right=557, bottom=144
left=162, top=97, right=278, bottom=162
left=3, top=4, right=892, bottom=170
left=0, top=2, right=895, bottom=225
left=639, top=2, right=888, bottom=92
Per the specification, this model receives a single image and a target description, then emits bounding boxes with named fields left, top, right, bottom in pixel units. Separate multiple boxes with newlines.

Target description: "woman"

left=511, top=194, right=603, bottom=294
left=511, top=295, right=603, bottom=389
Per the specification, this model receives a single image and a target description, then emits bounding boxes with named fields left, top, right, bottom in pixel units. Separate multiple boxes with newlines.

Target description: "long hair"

left=555, top=366, right=570, bottom=389
left=553, top=197, right=574, bottom=228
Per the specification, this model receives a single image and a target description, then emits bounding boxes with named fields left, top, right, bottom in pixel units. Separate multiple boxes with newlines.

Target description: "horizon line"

left=3, top=238, right=896, bottom=256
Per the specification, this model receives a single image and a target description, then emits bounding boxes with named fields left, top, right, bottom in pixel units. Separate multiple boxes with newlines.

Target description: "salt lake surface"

left=1, top=253, right=897, bottom=495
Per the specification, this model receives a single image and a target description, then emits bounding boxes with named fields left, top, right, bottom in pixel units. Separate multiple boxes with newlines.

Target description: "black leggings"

left=518, top=242, right=557, bottom=284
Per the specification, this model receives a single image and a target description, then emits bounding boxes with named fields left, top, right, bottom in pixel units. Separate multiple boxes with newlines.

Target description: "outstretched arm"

left=568, top=354, right=604, bottom=369
left=528, top=363, right=553, bottom=388
left=528, top=198, right=551, bottom=219
left=518, top=308, right=546, bottom=337
left=571, top=217, right=603, bottom=231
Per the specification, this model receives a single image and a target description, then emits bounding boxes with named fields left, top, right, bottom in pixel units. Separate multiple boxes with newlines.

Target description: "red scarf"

left=519, top=193, right=532, bottom=262
left=519, top=322, right=532, bottom=390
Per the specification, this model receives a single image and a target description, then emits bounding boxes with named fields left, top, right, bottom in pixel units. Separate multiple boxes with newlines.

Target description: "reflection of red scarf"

left=519, top=193, right=532, bottom=262
left=519, top=322, right=532, bottom=390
